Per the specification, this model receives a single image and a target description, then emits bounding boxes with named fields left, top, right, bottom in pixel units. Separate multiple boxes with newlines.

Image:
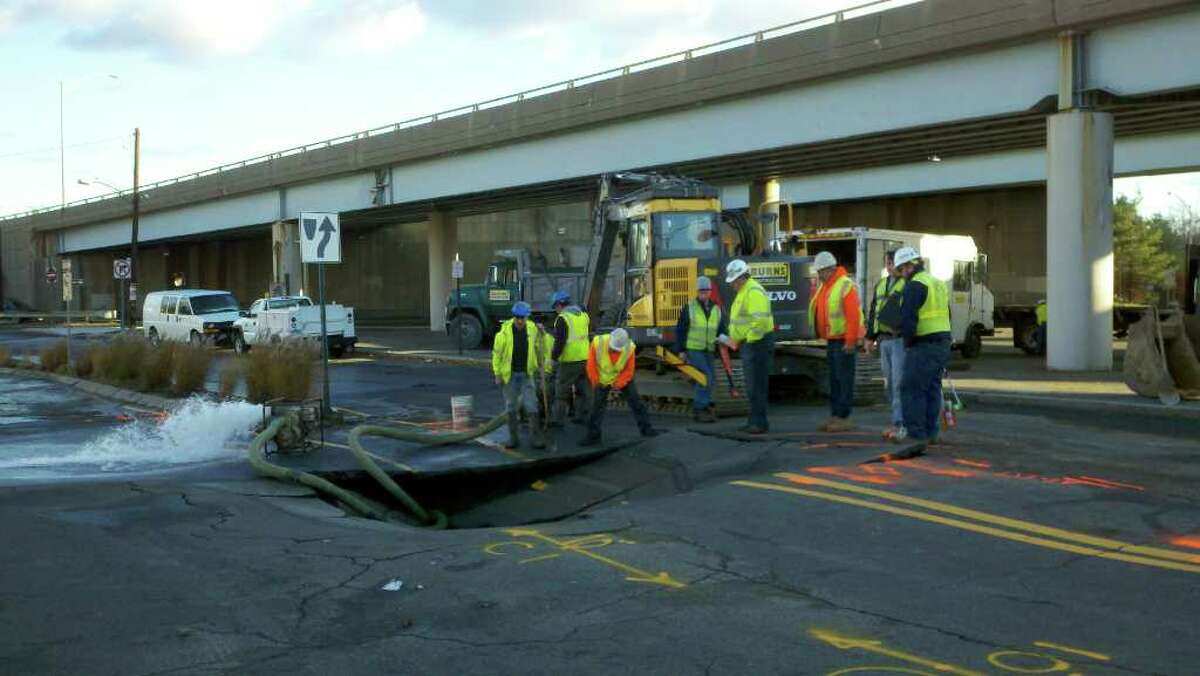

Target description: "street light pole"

left=130, top=127, right=140, bottom=326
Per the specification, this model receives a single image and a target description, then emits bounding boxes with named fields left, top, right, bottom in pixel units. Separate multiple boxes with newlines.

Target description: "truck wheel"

left=451, top=314, right=484, bottom=350
left=330, top=344, right=345, bottom=358
left=189, top=330, right=203, bottom=346
left=1015, top=317, right=1039, bottom=355
left=233, top=332, right=249, bottom=354
left=960, top=326, right=983, bottom=359
left=148, top=328, right=161, bottom=346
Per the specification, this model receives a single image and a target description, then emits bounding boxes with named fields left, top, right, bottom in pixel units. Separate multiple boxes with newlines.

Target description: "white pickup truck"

left=231, top=296, right=357, bottom=357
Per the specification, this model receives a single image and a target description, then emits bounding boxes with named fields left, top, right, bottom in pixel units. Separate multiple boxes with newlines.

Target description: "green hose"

left=247, top=414, right=386, bottom=520
left=346, top=413, right=509, bottom=529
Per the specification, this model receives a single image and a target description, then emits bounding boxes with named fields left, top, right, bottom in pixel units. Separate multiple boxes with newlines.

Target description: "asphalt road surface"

left=2, top=336, right=1199, bottom=675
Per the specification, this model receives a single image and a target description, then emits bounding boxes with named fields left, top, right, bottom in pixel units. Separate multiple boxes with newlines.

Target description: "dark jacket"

left=673, top=298, right=730, bottom=354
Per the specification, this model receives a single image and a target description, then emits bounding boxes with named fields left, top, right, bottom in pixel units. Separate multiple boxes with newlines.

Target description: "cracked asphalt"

left=2, top=348, right=1200, bottom=675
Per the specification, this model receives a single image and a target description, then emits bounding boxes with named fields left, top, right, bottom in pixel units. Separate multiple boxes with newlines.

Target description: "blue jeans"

left=687, top=350, right=715, bottom=410
left=503, top=372, right=537, bottom=416
left=878, top=337, right=906, bottom=426
left=901, top=336, right=951, bottom=440
left=826, top=342, right=857, bottom=419
left=742, top=332, right=774, bottom=430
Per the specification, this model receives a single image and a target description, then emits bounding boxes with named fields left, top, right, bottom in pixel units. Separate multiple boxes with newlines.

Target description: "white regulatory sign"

left=113, top=258, right=131, bottom=279
left=299, top=212, right=341, bottom=264
left=451, top=259, right=464, bottom=279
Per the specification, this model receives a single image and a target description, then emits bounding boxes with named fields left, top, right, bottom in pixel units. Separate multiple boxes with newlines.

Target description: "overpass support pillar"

left=427, top=210, right=458, bottom=332
left=749, top=178, right=780, bottom=253
left=1046, top=110, right=1114, bottom=371
left=271, top=221, right=303, bottom=296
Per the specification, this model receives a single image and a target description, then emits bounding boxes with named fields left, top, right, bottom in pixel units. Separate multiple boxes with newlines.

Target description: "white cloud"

left=322, top=1, right=426, bottom=53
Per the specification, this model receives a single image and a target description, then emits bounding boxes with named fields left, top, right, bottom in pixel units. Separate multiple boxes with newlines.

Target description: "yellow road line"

left=732, top=481, right=1200, bottom=575
left=776, top=473, right=1200, bottom=565
left=1033, top=641, right=1111, bottom=661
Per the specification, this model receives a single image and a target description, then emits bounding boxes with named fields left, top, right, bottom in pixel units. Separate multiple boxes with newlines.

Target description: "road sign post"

left=113, top=258, right=131, bottom=329
left=62, top=259, right=73, bottom=368
left=299, top=212, right=341, bottom=414
left=452, top=254, right=464, bottom=355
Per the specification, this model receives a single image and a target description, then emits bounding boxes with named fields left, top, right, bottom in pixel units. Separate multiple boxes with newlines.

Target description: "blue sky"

left=1, top=0, right=1196, bottom=223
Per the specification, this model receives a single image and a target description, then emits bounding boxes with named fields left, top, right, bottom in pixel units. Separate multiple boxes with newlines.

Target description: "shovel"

left=1153, top=311, right=1181, bottom=406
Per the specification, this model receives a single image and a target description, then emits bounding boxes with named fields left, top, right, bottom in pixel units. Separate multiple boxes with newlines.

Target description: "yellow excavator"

left=579, top=173, right=881, bottom=415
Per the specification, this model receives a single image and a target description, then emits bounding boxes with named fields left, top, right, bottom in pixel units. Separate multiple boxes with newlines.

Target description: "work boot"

left=818, top=417, right=838, bottom=432
left=889, top=439, right=927, bottom=460
left=640, top=427, right=661, bottom=438
left=703, top=406, right=718, bottom=424
left=743, top=426, right=768, bottom=435
left=579, top=433, right=602, bottom=447
left=881, top=425, right=897, bottom=439
left=826, top=417, right=856, bottom=433
left=530, top=415, right=547, bottom=450
left=691, top=409, right=704, bottom=423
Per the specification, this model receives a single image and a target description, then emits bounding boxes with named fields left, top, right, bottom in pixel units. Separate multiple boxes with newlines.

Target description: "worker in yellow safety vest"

left=673, top=276, right=729, bottom=423
left=492, top=301, right=550, bottom=449
left=865, top=250, right=907, bottom=440
left=723, top=259, right=775, bottom=435
left=1034, top=299, right=1048, bottom=356
left=548, top=290, right=591, bottom=427
left=893, top=246, right=952, bottom=454
left=578, top=329, right=660, bottom=446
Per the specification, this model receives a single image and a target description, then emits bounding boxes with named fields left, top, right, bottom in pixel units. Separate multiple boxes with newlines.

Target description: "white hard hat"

left=696, top=276, right=713, bottom=291
left=725, top=259, right=749, bottom=283
left=893, top=246, right=920, bottom=267
left=608, top=328, right=630, bottom=351
left=813, top=251, right=837, bottom=271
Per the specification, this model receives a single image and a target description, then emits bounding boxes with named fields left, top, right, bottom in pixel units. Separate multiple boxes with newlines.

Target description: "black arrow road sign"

left=317, top=216, right=335, bottom=258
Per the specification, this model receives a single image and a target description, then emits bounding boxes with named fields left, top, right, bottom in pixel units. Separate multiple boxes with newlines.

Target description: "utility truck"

left=232, top=296, right=357, bottom=356
left=777, top=228, right=996, bottom=358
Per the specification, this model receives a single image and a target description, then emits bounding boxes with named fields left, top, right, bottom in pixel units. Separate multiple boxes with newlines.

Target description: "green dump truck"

left=444, top=248, right=609, bottom=349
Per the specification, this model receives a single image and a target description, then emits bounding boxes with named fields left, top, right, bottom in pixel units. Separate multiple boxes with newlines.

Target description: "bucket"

left=450, top=395, right=473, bottom=430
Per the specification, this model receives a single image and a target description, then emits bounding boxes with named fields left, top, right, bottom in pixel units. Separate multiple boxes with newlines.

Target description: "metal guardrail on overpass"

left=0, top=0, right=921, bottom=222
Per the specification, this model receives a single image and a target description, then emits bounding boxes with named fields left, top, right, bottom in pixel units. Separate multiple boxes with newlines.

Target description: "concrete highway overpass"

left=3, top=0, right=1199, bottom=368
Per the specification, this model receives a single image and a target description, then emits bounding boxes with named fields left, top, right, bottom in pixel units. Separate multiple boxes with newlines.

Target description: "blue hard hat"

left=550, top=290, right=571, bottom=306
left=511, top=301, right=531, bottom=318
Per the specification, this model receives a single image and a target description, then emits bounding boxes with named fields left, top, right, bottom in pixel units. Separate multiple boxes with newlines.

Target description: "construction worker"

left=579, top=328, right=660, bottom=446
left=865, top=250, right=907, bottom=439
left=673, top=276, right=728, bottom=423
left=1034, top=299, right=1048, bottom=356
left=808, top=251, right=865, bottom=432
left=549, top=290, right=591, bottom=427
left=491, top=301, right=548, bottom=450
left=724, top=259, right=774, bottom=434
left=893, top=246, right=951, bottom=452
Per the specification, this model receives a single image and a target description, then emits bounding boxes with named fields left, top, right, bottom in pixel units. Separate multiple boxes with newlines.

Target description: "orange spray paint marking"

left=808, top=465, right=904, bottom=486
left=1075, top=476, right=1145, bottom=492
left=953, top=458, right=992, bottom=469
left=1168, top=535, right=1200, bottom=550
left=890, top=459, right=977, bottom=478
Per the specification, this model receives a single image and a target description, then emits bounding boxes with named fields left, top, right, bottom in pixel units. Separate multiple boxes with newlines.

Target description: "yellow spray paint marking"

left=530, top=480, right=548, bottom=491
left=986, top=651, right=1070, bottom=673
left=810, top=629, right=984, bottom=676
left=485, top=527, right=685, bottom=589
left=735, top=479, right=1200, bottom=575
left=776, top=473, right=1200, bottom=565
left=1032, top=642, right=1110, bottom=662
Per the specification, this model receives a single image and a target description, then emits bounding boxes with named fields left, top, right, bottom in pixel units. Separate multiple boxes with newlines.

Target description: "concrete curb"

left=0, top=366, right=179, bottom=411
left=958, top=389, right=1200, bottom=422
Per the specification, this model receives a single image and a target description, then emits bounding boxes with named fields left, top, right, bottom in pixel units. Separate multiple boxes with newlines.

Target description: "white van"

left=142, top=289, right=241, bottom=346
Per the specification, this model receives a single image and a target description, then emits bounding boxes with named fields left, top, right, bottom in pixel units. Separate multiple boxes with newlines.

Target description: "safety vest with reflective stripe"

left=871, top=276, right=906, bottom=334
left=730, top=279, right=774, bottom=343
left=912, top=271, right=951, bottom=336
left=492, top=320, right=546, bottom=384
left=808, top=275, right=864, bottom=338
left=1035, top=301, right=1047, bottom=326
left=685, top=300, right=722, bottom=352
left=591, top=335, right=635, bottom=386
left=559, top=307, right=590, bottom=362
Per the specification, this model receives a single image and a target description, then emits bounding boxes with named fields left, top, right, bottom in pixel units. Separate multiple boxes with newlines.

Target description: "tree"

left=1113, top=196, right=1175, bottom=303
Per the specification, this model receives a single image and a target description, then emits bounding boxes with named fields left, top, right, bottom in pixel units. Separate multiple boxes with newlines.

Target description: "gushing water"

left=0, top=397, right=262, bottom=472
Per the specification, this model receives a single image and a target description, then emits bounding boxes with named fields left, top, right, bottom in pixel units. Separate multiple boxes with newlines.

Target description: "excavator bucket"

left=1123, top=309, right=1200, bottom=401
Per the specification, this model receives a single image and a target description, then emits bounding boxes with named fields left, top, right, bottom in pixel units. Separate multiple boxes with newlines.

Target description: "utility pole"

left=130, top=127, right=140, bottom=327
